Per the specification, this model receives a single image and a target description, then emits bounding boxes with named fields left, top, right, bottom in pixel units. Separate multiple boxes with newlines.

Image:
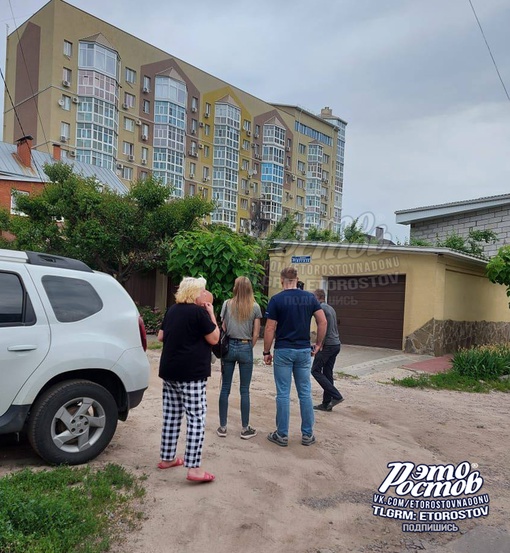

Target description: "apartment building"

left=3, top=0, right=347, bottom=235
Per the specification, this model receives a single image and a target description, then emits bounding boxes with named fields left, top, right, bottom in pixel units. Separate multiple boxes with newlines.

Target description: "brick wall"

left=410, top=204, right=510, bottom=257
left=0, top=180, right=44, bottom=212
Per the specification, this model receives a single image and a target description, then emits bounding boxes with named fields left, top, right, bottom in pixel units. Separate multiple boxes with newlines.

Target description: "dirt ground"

left=1, top=346, right=509, bottom=553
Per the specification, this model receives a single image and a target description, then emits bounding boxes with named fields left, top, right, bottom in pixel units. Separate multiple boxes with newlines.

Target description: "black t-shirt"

left=159, top=303, right=216, bottom=382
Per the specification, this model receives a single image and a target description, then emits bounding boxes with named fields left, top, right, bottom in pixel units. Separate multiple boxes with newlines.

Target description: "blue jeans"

left=273, top=348, right=314, bottom=437
left=219, top=341, right=253, bottom=428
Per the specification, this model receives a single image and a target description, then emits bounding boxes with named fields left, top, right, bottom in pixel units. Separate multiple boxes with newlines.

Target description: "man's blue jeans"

left=273, top=348, right=314, bottom=437
left=219, top=341, right=253, bottom=428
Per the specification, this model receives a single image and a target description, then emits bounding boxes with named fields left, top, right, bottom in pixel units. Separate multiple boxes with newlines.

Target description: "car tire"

left=27, top=380, right=118, bottom=465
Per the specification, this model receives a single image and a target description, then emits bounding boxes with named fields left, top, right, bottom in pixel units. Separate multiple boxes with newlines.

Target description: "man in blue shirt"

left=263, top=267, right=327, bottom=446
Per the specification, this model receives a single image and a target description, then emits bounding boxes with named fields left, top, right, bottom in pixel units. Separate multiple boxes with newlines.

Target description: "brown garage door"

left=328, top=274, right=405, bottom=349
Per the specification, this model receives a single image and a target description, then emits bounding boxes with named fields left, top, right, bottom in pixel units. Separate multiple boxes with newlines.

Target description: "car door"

left=0, top=267, right=50, bottom=418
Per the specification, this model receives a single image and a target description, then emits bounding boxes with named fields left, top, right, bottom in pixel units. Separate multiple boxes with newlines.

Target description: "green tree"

left=342, top=218, right=367, bottom=244
left=306, top=226, right=341, bottom=242
left=8, top=163, right=214, bottom=283
left=436, top=229, right=497, bottom=258
left=166, top=226, right=267, bottom=310
left=265, top=214, right=301, bottom=246
left=486, top=245, right=510, bottom=306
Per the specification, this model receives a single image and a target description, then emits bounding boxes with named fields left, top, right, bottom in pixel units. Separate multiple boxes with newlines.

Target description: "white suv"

left=0, top=249, right=150, bottom=465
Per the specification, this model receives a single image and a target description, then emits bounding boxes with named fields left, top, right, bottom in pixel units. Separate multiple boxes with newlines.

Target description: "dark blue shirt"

left=265, top=289, right=321, bottom=349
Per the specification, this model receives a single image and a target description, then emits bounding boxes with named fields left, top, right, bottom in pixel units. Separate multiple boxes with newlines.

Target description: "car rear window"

left=0, top=271, right=36, bottom=326
left=42, top=275, right=103, bottom=322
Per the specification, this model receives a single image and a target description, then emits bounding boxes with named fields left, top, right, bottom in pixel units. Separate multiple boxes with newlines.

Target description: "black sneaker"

left=267, top=431, right=288, bottom=447
left=326, top=397, right=344, bottom=411
left=313, top=403, right=329, bottom=411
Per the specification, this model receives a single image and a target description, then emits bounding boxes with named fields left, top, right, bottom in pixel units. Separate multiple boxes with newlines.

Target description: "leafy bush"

left=137, top=305, right=164, bottom=334
left=452, top=344, right=510, bottom=380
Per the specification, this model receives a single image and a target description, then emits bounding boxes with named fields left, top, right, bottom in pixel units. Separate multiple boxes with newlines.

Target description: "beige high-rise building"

left=3, top=0, right=347, bottom=235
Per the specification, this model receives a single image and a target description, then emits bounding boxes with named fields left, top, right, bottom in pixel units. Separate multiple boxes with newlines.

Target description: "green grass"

left=0, top=463, right=145, bottom=553
left=392, top=344, right=510, bottom=393
left=335, top=371, right=359, bottom=380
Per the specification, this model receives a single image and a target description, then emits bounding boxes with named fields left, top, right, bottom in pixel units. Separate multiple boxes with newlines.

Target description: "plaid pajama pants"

left=160, top=379, right=207, bottom=468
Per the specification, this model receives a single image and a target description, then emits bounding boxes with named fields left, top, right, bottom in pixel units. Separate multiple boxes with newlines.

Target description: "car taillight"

left=138, top=315, right=147, bottom=351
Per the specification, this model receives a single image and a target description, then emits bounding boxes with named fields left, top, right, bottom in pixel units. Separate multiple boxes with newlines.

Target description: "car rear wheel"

left=27, top=380, right=118, bottom=465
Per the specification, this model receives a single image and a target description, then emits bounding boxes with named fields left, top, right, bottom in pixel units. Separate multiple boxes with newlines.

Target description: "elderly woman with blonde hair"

left=157, top=276, right=219, bottom=482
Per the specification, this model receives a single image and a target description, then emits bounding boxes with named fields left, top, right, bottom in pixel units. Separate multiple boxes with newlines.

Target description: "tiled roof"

left=0, top=142, right=128, bottom=194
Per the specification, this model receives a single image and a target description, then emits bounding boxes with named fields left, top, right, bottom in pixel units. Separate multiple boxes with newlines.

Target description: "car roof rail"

left=25, top=251, right=94, bottom=272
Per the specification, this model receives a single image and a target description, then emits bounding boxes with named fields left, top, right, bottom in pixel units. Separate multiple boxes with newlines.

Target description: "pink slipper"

left=157, top=458, right=184, bottom=469
left=186, top=471, right=215, bottom=483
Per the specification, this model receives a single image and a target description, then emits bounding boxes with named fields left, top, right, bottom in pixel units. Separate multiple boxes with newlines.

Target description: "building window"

left=191, top=119, right=198, bottom=134
left=240, top=198, right=248, bottom=210
left=255, top=125, right=260, bottom=138
left=123, top=141, right=134, bottom=156
left=202, top=166, right=209, bottom=180
left=122, top=166, right=133, bottom=180
left=125, top=67, right=136, bottom=83
left=297, top=178, right=304, bottom=189
left=61, top=95, right=71, bottom=110
left=60, top=121, right=70, bottom=141
left=141, top=147, right=148, bottom=162
left=124, top=117, right=135, bottom=132
left=204, top=124, right=210, bottom=136
left=297, top=195, right=304, bottom=206
left=10, top=190, right=29, bottom=215
left=143, top=76, right=151, bottom=92
left=205, top=102, right=211, bottom=117
left=297, top=160, right=305, bottom=173
left=143, top=99, right=150, bottom=113
left=191, top=96, right=198, bottom=112
left=243, top=119, right=251, bottom=132
left=204, top=145, right=210, bottom=157
left=242, top=159, right=249, bottom=171
left=141, top=123, right=149, bottom=139
left=62, top=67, right=72, bottom=85
left=242, top=139, right=250, bottom=150
left=323, top=153, right=330, bottom=164
left=63, top=40, right=73, bottom=57
left=140, top=170, right=148, bottom=180
left=189, top=183, right=196, bottom=195
left=124, top=92, right=135, bottom=108
left=79, top=41, right=118, bottom=79
left=189, top=162, right=196, bottom=177
left=299, top=143, right=306, bottom=154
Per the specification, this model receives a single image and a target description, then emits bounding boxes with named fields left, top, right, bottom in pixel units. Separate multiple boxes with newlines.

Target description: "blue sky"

left=1, top=0, right=510, bottom=242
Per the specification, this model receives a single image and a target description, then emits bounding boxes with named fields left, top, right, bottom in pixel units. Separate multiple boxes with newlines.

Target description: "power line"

left=468, top=0, right=510, bottom=103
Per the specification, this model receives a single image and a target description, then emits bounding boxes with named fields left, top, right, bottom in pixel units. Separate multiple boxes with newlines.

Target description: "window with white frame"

left=143, top=75, right=151, bottom=91
left=141, top=147, right=148, bottom=162
left=63, top=67, right=72, bottom=84
left=202, top=166, right=210, bottom=180
left=10, top=190, right=29, bottom=215
left=63, top=40, right=73, bottom=57
left=204, top=124, right=210, bottom=136
left=122, top=166, right=133, bottom=180
left=242, top=159, right=250, bottom=171
left=143, top=100, right=150, bottom=113
left=79, top=42, right=117, bottom=78
left=141, top=123, right=149, bottom=138
left=123, top=141, right=134, bottom=156
left=125, top=67, right=136, bottom=84
left=189, top=183, right=196, bottom=195
left=62, top=95, right=71, bottom=110
left=242, top=139, right=250, bottom=150
left=240, top=198, right=248, bottom=210
left=205, top=102, right=211, bottom=116
left=60, top=121, right=70, bottom=140
left=204, top=145, right=210, bottom=157
left=191, top=96, right=198, bottom=111
left=189, top=162, right=196, bottom=177
left=124, top=92, right=135, bottom=108
left=124, top=117, right=135, bottom=132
